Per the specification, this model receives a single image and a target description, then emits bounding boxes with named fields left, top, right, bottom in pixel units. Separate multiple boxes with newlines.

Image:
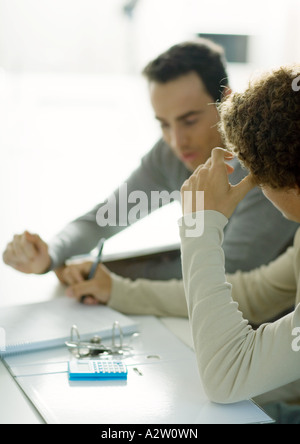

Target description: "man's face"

left=149, top=71, right=223, bottom=171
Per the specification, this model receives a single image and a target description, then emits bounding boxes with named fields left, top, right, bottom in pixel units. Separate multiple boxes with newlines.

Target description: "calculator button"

left=84, top=360, right=128, bottom=380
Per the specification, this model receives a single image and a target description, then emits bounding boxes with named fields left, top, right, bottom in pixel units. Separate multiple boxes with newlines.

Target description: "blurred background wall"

left=0, top=0, right=299, bottom=75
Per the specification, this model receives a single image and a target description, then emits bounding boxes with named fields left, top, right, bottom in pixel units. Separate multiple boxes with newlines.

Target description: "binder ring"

left=65, top=321, right=134, bottom=359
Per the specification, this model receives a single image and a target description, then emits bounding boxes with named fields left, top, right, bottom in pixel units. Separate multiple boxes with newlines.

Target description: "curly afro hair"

left=218, top=65, right=300, bottom=189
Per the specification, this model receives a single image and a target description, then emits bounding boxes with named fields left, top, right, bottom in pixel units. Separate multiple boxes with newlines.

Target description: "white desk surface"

left=0, top=270, right=195, bottom=425
left=0, top=271, right=272, bottom=425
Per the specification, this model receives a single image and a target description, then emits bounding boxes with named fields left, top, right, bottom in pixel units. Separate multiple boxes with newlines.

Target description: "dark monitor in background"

left=198, top=33, right=249, bottom=63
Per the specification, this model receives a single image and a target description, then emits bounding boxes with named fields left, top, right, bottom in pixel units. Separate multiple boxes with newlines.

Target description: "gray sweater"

left=48, top=138, right=298, bottom=275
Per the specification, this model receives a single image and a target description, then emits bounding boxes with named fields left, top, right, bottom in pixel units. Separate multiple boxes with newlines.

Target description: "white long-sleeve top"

left=179, top=210, right=300, bottom=405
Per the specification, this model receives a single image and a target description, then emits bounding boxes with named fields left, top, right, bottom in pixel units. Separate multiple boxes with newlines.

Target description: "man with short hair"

left=3, top=39, right=298, bottom=312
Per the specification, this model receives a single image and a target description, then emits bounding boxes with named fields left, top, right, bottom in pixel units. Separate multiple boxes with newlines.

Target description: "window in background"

left=198, top=33, right=249, bottom=64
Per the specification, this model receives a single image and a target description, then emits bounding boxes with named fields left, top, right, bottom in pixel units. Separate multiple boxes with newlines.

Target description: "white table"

left=0, top=272, right=272, bottom=424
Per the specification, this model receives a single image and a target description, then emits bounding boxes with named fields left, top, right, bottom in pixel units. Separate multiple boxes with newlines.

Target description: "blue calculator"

left=68, top=360, right=128, bottom=381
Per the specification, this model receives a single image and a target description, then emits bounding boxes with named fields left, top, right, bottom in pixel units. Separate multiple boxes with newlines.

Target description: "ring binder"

left=65, top=321, right=137, bottom=358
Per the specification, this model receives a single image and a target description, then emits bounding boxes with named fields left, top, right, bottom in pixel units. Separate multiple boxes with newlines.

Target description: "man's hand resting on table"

left=60, top=261, right=113, bottom=306
left=181, top=148, right=256, bottom=219
left=2, top=231, right=52, bottom=274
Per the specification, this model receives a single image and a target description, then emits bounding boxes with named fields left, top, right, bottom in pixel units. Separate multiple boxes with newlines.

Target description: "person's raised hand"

left=181, top=148, right=256, bottom=219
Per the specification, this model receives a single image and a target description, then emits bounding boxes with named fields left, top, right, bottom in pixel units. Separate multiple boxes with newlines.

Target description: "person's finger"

left=62, top=267, right=75, bottom=286
left=12, top=235, right=28, bottom=263
left=231, top=174, right=256, bottom=204
left=211, top=147, right=234, bottom=165
left=2, top=243, right=20, bottom=267
left=203, top=154, right=234, bottom=175
left=67, top=267, right=85, bottom=285
left=62, top=267, right=81, bottom=286
left=82, top=296, right=99, bottom=306
left=73, top=278, right=110, bottom=305
left=62, top=261, right=94, bottom=285
left=21, top=233, right=38, bottom=260
left=54, top=265, right=67, bottom=284
left=66, top=280, right=104, bottom=303
left=3, top=243, right=13, bottom=262
left=25, top=232, right=48, bottom=255
left=79, top=261, right=94, bottom=277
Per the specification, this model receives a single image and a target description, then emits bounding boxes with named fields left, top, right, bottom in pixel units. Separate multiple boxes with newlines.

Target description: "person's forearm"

left=180, top=210, right=300, bottom=403
left=108, top=273, right=188, bottom=317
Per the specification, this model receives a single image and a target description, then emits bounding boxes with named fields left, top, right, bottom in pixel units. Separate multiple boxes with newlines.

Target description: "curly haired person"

left=179, top=64, right=300, bottom=423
